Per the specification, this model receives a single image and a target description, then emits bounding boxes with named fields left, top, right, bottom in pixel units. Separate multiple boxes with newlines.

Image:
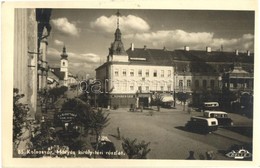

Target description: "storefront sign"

left=112, top=94, right=135, bottom=98
left=56, top=111, right=78, bottom=123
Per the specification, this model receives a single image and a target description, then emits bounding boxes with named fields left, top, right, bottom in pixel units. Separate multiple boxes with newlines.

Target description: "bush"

left=13, top=88, right=30, bottom=141
left=122, top=137, right=151, bottom=159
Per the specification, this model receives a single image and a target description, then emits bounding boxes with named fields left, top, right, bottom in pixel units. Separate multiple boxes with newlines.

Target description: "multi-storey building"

left=96, top=12, right=254, bottom=109
left=96, top=13, right=174, bottom=108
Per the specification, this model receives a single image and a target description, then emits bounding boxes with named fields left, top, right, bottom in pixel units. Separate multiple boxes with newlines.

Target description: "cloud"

left=90, top=15, right=150, bottom=34
left=125, top=30, right=254, bottom=52
left=51, top=18, right=79, bottom=36
left=80, top=53, right=100, bottom=63
left=54, top=39, right=64, bottom=46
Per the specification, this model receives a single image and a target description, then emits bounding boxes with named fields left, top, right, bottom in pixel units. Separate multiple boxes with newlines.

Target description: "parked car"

left=185, top=116, right=218, bottom=134
left=203, top=110, right=233, bottom=126
left=200, top=102, right=220, bottom=112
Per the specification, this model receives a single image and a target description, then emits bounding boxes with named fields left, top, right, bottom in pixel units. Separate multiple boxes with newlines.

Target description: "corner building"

left=96, top=14, right=174, bottom=108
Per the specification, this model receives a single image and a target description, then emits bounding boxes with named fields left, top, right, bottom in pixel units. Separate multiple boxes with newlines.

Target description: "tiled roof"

left=126, top=48, right=172, bottom=66
left=51, top=68, right=65, bottom=80
left=127, top=48, right=254, bottom=65
left=172, top=50, right=254, bottom=63
left=96, top=48, right=254, bottom=72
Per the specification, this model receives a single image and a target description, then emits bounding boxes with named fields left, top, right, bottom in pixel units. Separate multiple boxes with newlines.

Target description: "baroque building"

left=96, top=11, right=174, bottom=108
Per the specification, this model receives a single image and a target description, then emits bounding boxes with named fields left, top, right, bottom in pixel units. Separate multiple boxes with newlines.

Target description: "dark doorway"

left=139, top=97, right=149, bottom=107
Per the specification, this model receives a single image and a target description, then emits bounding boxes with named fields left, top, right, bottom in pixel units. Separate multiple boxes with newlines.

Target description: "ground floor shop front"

left=109, top=93, right=152, bottom=109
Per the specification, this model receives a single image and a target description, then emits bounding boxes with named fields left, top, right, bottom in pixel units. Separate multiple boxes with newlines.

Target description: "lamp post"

left=173, top=72, right=177, bottom=108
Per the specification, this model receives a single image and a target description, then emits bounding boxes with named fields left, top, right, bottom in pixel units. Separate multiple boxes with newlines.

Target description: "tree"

left=88, top=110, right=110, bottom=157
left=61, top=98, right=92, bottom=126
left=48, top=86, right=68, bottom=102
left=177, top=92, right=189, bottom=111
left=122, top=137, right=151, bottom=159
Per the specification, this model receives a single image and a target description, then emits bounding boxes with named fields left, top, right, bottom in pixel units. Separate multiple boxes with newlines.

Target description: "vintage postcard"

left=2, top=0, right=259, bottom=167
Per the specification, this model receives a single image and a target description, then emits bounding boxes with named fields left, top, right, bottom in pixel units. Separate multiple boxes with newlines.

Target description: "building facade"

left=96, top=12, right=254, bottom=109
left=14, top=8, right=52, bottom=118
left=96, top=12, right=174, bottom=108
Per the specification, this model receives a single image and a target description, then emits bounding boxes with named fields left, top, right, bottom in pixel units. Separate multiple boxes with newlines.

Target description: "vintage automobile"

left=185, top=116, right=218, bottom=134
left=203, top=110, right=234, bottom=126
left=200, top=102, right=220, bottom=112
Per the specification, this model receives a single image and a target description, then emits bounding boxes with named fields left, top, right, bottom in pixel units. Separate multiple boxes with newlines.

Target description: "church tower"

left=107, top=10, right=129, bottom=62
left=60, top=45, right=68, bottom=86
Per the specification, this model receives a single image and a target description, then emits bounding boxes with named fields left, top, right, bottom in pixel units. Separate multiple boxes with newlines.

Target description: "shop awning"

left=161, top=96, right=174, bottom=102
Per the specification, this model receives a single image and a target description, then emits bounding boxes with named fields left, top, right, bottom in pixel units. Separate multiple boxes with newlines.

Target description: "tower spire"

left=63, top=45, right=66, bottom=54
left=116, top=10, right=121, bottom=29
left=61, top=45, right=68, bottom=59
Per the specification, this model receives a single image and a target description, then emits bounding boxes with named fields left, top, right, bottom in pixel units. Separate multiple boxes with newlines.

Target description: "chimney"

left=184, top=46, right=189, bottom=51
left=144, top=45, right=147, bottom=50
left=247, top=50, right=250, bottom=56
left=235, top=49, right=239, bottom=56
left=131, top=43, right=134, bottom=51
left=206, top=46, right=211, bottom=53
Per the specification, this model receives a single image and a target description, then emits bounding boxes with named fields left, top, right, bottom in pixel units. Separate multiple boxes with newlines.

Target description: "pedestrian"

left=206, top=151, right=214, bottom=160
left=186, top=150, right=196, bottom=160
left=117, top=127, right=121, bottom=140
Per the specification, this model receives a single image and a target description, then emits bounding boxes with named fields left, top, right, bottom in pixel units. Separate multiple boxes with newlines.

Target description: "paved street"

left=102, top=105, right=253, bottom=160
left=40, top=91, right=253, bottom=160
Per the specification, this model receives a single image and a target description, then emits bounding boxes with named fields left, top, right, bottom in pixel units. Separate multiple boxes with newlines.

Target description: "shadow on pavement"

left=175, top=126, right=209, bottom=135
left=223, top=126, right=253, bottom=138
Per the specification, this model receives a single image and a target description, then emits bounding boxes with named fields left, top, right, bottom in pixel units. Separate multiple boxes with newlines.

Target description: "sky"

left=46, top=9, right=255, bottom=78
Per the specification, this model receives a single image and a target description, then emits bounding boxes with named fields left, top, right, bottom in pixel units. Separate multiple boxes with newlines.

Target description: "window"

left=203, top=80, right=207, bottom=89
left=115, top=69, right=119, bottom=76
left=187, top=80, right=191, bottom=87
left=130, top=85, right=134, bottom=91
left=115, top=83, right=119, bottom=90
left=146, top=86, right=149, bottom=91
left=122, top=69, right=126, bottom=76
left=179, top=80, right=183, bottom=87
left=161, top=70, right=164, bottom=77
left=153, top=70, right=157, bottom=77
left=138, top=69, right=142, bottom=77
left=167, top=84, right=171, bottom=91
left=145, top=70, right=149, bottom=77
left=130, top=69, right=134, bottom=76
left=168, top=70, right=171, bottom=77
left=138, top=86, right=142, bottom=92
left=160, top=86, right=164, bottom=91
left=195, top=80, right=199, bottom=88
left=122, top=82, right=127, bottom=91
left=210, top=80, right=215, bottom=89
left=63, top=62, right=65, bottom=66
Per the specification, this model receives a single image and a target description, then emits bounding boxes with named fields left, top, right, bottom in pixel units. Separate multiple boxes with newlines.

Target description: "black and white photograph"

left=2, top=0, right=259, bottom=167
